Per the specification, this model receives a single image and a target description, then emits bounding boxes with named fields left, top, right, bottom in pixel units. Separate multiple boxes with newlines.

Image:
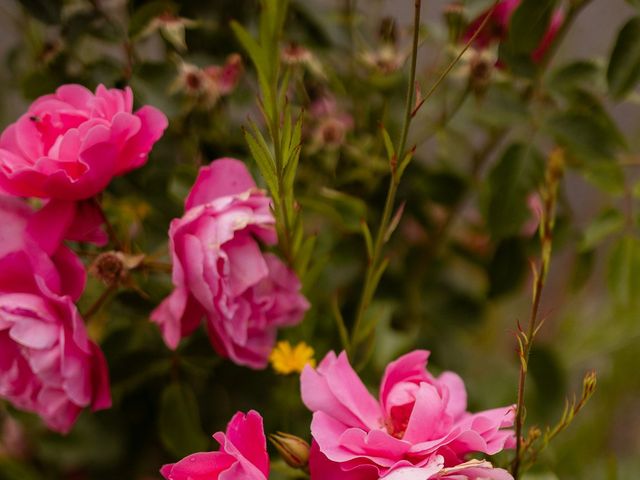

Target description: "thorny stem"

left=350, top=0, right=422, bottom=359
left=512, top=149, right=565, bottom=479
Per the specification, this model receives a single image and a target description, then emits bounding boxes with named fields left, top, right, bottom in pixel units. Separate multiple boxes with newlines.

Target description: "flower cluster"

left=163, top=351, right=515, bottom=480
left=0, top=84, right=167, bottom=432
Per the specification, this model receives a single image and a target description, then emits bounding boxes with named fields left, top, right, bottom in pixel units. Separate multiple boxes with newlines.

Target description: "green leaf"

left=158, top=382, right=208, bottom=458
left=547, top=111, right=623, bottom=162
left=582, top=161, right=626, bottom=194
left=300, top=187, right=367, bottom=233
left=486, top=144, right=545, bottom=239
left=17, top=0, right=62, bottom=24
left=231, top=20, right=272, bottom=108
left=330, top=296, right=350, bottom=351
left=607, top=16, right=640, bottom=99
left=548, top=60, right=602, bottom=94
left=580, top=208, right=625, bottom=251
left=570, top=249, right=596, bottom=292
left=243, top=126, right=278, bottom=194
left=607, top=236, right=640, bottom=308
left=500, top=0, right=557, bottom=74
left=488, top=237, right=528, bottom=297
left=0, top=459, right=41, bottom=480
left=381, top=126, right=395, bottom=161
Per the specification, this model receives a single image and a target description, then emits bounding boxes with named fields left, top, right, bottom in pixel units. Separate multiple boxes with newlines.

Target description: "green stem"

left=350, top=0, right=422, bottom=358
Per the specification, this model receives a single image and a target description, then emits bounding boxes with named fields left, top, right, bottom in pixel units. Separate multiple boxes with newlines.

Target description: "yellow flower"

left=270, top=341, right=316, bottom=375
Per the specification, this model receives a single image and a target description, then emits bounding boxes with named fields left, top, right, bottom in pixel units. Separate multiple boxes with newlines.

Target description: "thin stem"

left=83, top=282, right=118, bottom=321
left=512, top=149, right=564, bottom=479
left=350, top=0, right=422, bottom=357
left=396, top=0, right=422, bottom=160
left=414, top=0, right=499, bottom=114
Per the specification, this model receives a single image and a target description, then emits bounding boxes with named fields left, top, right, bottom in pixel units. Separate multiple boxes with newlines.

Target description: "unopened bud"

left=269, top=432, right=310, bottom=470
left=469, top=53, right=493, bottom=97
left=378, top=17, right=397, bottom=45
left=443, top=2, right=467, bottom=44
left=582, top=370, right=597, bottom=397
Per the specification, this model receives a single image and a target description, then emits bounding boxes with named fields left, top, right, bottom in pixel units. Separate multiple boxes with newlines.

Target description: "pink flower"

left=301, top=350, right=515, bottom=479
left=0, top=84, right=168, bottom=200
left=308, top=95, right=354, bottom=151
left=463, top=0, right=564, bottom=64
left=0, top=195, right=111, bottom=433
left=151, top=158, right=309, bottom=369
left=160, top=410, right=269, bottom=480
left=0, top=196, right=87, bottom=301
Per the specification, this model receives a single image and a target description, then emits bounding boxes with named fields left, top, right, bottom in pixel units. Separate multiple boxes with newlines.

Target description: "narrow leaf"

left=607, top=16, right=640, bottom=99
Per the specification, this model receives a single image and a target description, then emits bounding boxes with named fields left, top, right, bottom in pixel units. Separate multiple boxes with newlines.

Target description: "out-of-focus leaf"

left=582, top=161, right=626, bottom=194
left=500, top=0, right=558, bottom=75
left=486, top=143, right=545, bottom=239
left=580, top=208, right=625, bottom=251
left=607, top=236, right=640, bottom=308
left=63, top=11, right=123, bottom=43
left=16, top=0, right=62, bottom=24
left=20, top=70, right=62, bottom=100
left=607, top=16, right=640, bottom=99
left=547, top=110, right=624, bottom=162
left=522, top=474, right=559, bottom=480
left=488, top=237, right=528, bottom=297
left=548, top=60, right=602, bottom=94
left=0, top=459, right=41, bottom=480
left=420, top=169, right=468, bottom=207
left=473, top=84, right=530, bottom=128
left=570, top=249, right=596, bottom=292
left=158, top=382, right=208, bottom=458
left=529, top=345, right=566, bottom=418
left=300, top=188, right=367, bottom=233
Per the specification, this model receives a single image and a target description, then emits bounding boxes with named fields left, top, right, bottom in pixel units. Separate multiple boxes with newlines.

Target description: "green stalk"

left=350, top=0, right=422, bottom=359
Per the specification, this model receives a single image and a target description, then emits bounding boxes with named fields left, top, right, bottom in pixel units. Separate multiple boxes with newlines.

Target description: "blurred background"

left=0, top=0, right=638, bottom=479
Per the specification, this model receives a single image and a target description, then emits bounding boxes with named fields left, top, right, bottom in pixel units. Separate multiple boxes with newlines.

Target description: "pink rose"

left=160, top=410, right=269, bottom=480
left=0, top=196, right=87, bottom=301
left=0, top=196, right=111, bottom=433
left=464, top=0, right=564, bottom=64
left=151, top=158, right=309, bottom=369
left=0, top=84, right=168, bottom=200
left=301, top=351, right=515, bottom=479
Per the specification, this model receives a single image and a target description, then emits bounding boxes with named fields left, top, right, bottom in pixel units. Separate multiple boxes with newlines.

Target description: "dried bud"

left=443, top=2, right=467, bottom=44
left=90, top=251, right=145, bottom=286
left=269, top=432, right=310, bottom=470
left=281, top=42, right=313, bottom=65
left=378, top=17, right=397, bottom=45
left=90, top=251, right=124, bottom=285
left=469, top=53, right=493, bottom=97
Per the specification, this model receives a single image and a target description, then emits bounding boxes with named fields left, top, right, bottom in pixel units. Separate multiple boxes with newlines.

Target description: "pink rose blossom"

left=464, top=0, right=564, bottom=64
left=0, top=196, right=111, bottom=433
left=0, top=196, right=87, bottom=301
left=160, top=410, right=269, bottom=480
left=0, top=84, right=168, bottom=200
left=302, top=350, right=515, bottom=479
left=151, top=158, right=309, bottom=369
